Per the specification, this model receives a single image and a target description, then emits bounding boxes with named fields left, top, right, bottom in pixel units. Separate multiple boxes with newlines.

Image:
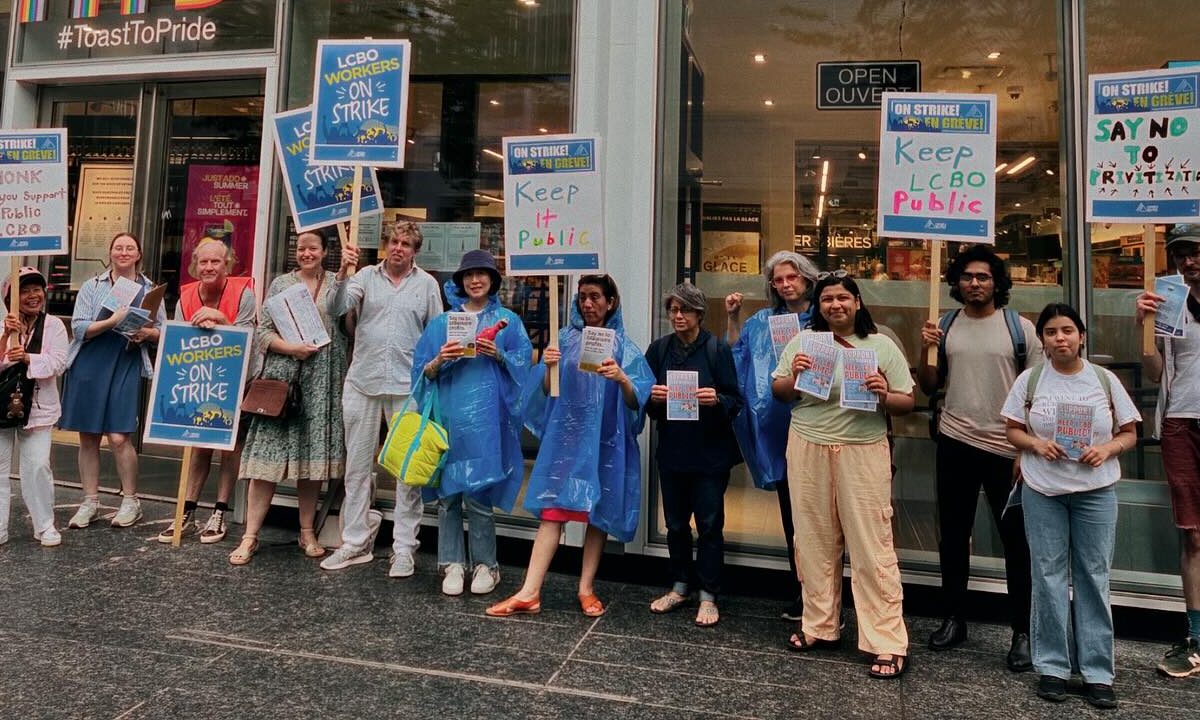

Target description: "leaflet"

left=793, top=333, right=839, bottom=401
left=446, top=312, right=479, bottom=358
left=99, top=276, right=144, bottom=315
left=1153, top=274, right=1189, bottom=338
left=264, top=282, right=331, bottom=348
left=578, top=326, right=616, bottom=373
left=666, top=370, right=700, bottom=421
left=768, top=313, right=802, bottom=359
left=112, top=307, right=154, bottom=339
left=1054, top=402, right=1095, bottom=462
left=840, top=347, right=878, bottom=412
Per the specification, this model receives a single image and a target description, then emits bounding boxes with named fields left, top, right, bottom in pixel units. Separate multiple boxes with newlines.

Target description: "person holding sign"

left=321, top=221, right=442, bottom=576
left=486, top=275, right=653, bottom=618
left=770, top=272, right=914, bottom=679
left=157, top=237, right=256, bottom=545
left=229, top=229, right=348, bottom=565
left=413, top=250, right=532, bottom=596
left=724, top=251, right=820, bottom=621
left=643, top=283, right=742, bottom=627
left=916, top=244, right=1039, bottom=671
left=1134, top=224, right=1200, bottom=679
left=1001, top=304, right=1139, bottom=709
left=0, top=268, right=68, bottom=547
left=61, top=232, right=166, bottom=531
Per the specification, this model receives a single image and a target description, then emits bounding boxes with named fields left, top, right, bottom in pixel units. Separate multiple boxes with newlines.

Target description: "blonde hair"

left=391, top=221, right=424, bottom=251
left=188, top=237, right=236, bottom=279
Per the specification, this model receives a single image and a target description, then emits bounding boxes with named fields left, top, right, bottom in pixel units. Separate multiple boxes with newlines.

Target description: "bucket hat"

left=452, top=249, right=501, bottom=295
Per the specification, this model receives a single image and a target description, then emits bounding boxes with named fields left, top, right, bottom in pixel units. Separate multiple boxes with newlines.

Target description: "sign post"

left=1085, top=66, right=1200, bottom=354
left=503, top=134, right=604, bottom=397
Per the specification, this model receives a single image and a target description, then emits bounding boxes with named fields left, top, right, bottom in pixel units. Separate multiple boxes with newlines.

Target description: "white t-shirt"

left=1001, top=362, right=1141, bottom=496
left=1166, top=309, right=1200, bottom=418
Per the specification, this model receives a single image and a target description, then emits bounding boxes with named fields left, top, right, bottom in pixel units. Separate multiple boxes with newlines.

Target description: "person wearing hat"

left=412, top=249, right=532, bottom=595
left=0, top=267, right=69, bottom=547
left=643, top=283, right=742, bottom=627
left=1136, top=223, right=1200, bottom=678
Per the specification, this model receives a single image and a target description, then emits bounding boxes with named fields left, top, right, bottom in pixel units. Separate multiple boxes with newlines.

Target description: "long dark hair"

left=577, top=274, right=620, bottom=323
left=947, top=244, right=1012, bottom=308
left=810, top=275, right=877, bottom=338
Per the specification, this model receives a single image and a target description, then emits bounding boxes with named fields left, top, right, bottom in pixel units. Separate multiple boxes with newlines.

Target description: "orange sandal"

left=485, top=594, right=541, bottom=617
left=579, top=593, right=606, bottom=617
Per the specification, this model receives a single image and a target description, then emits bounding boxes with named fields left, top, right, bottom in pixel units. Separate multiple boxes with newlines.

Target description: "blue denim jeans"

left=437, top=493, right=498, bottom=569
left=1022, top=483, right=1117, bottom=684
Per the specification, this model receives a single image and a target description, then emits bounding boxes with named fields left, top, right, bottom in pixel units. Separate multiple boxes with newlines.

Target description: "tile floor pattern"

left=1, top=489, right=1198, bottom=720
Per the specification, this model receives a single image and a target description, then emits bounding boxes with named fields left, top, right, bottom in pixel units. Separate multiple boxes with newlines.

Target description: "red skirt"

left=541, top=508, right=590, bottom=523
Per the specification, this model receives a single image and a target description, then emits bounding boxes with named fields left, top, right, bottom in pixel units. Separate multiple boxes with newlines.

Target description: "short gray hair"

left=663, top=282, right=707, bottom=318
left=763, top=251, right=819, bottom=307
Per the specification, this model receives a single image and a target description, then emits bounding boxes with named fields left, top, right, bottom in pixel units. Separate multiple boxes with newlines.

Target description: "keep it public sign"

left=1086, top=67, right=1200, bottom=222
left=145, top=322, right=252, bottom=451
left=876, top=92, right=997, bottom=243
left=503, top=134, right=604, bottom=275
left=310, top=39, right=411, bottom=167
left=0, top=128, right=68, bottom=256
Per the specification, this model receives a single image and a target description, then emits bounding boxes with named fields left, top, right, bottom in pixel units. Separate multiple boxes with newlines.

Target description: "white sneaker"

left=68, top=499, right=100, bottom=529
left=36, top=526, right=62, bottom=547
left=441, top=564, right=466, bottom=595
left=389, top=551, right=416, bottom=578
left=470, top=564, right=500, bottom=595
left=0, top=531, right=8, bottom=546
left=199, top=509, right=227, bottom=544
left=111, top=496, right=142, bottom=528
left=320, top=545, right=373, bottom=571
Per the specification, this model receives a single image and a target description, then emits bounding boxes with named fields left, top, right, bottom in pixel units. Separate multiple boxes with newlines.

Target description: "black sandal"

left=786, top=631, right=842, bottom=652
left=868, top=654, right=908, bottom=679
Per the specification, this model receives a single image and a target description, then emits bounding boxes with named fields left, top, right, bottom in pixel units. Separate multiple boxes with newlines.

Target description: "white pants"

left=0, top=426, right=56, bottom=536
left=341, top=383, right=424, bottom=556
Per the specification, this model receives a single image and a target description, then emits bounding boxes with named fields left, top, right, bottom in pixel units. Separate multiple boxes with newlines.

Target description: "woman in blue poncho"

left=414, top=250, right=532, bottom=597
left=486, top=274, right=652, bottom=618
left=724, top=250, right=820, bottom=620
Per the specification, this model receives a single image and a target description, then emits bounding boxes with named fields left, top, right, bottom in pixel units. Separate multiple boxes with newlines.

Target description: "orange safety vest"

left=178, top=276, right=255, bottom=323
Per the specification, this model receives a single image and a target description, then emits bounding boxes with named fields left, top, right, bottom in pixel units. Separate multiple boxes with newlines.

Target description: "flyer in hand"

left=1054, top=402, right=1095, bottom=462
left=666, top=370, right=700, bottom=421
left=768, top=313, right=801, bottom=359
left=1153, top=275, right=1189, bottom=338
left=446, top=312, right=479, bottom=358
left=578, top=326, right=616, bottom=373
left=793, top=333, right=839, bottom=401
left=840, top=347, right=878, bottom=412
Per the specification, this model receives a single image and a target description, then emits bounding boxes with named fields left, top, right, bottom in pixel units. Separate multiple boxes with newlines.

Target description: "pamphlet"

left=112, top=307, right=154, bottom=339
left=768, top=313, right=802, bottom=359
left=446, top=312, right=479, bottom=358
left=578, top=326, right=616, bottom=373
left=99, top=276, right=143, bottom=315
left=793, top=333, right=839, bottom=401
left=840, top=347, right=878, bottom=412
left=1154, top=275, right=1189, bottom=338
left=1054, top=402, right=1095, bottom=462
left=1001, top=481, right=1022, bottom=519
left=666, top=370, right=700, bottom=421
left=264, top=282, right=332, bottom=348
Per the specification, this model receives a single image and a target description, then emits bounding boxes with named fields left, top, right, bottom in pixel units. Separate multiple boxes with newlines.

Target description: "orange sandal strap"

left=579, top=593, right=606, bottom=617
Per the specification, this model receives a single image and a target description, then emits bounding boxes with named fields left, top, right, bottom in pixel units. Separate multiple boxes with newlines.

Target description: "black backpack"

left=0, top=313, right=46, bottom=429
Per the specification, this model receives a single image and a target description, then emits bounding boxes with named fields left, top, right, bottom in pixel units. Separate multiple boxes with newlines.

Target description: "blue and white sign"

left=0, top=128, right=68, bottom=255
left=309, top=39, right=410, bottom=167
left=273, top=107, right=383, bottom=232
left=876, top=92, right=997, bottom=243
left=145, top=322, right=253, bottom=451
left=1086, top=67, right=1200, bottom=222
left=503, top=134, right=604, bottom=275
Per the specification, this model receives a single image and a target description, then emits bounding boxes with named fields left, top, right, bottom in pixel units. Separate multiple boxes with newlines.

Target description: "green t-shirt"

left=771, top=331, right=914, bottom=445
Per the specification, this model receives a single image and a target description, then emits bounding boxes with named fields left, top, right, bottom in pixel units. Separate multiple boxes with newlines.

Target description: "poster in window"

left=71, top=163, right=133, bottom=287
left=700, top=204, right=760, bottom=275
left=180, top=164, right=258, bottom=279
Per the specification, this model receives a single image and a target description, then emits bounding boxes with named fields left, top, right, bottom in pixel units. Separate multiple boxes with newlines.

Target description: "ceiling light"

left=1045, top=168, right=1055, bottom=175
left=518, top=0, right=538, bottom=7
left=961, top=69, right=972, bottom=79
left=811, top=145, right=821, bottom=159
left=1006, top=155, right=1037, bottom=175
left=482, top=148, right=504, bottom=160
left=987, top=51, right=1001, bottom=60
left=406, top=139, right=415, bottom=145
left=1014, top=202, right=1022, bottom=207
left=475, top=192, right=505, bottom=203
left=995, top=163, right=1008, bottom=174
left=763, top=99, right=774, bottom=107
left=857, top=148, right=868, bottom=160
left=820, top=160, right=829, bottom=193
left=753, top=53, right=766, bottom=64
left=817, top=194, right=826, bottom=220
left=538, top=127, right=548, bottom=133
left=488, top=99, right=500, bottom=106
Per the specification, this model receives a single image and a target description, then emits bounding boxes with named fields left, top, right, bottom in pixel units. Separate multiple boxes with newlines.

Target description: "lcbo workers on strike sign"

left=876, top=92, right=997, bottom=243
left=503, top=134, right=604, bottom=275
left=0, top=129, right=68, bottom=255
left=1086, top=66, right=1200, bottom=222
left=309, top=39, right=411, bottom=167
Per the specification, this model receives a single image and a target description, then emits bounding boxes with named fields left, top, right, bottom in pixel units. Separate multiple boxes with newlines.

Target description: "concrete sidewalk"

left=0, top=491, right=1196, bottom=720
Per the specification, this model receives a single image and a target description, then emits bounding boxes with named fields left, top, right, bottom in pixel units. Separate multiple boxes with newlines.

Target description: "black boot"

left=928, top=617, right=968, bottom=650
left=1007, top=632, right=1033, bottom=672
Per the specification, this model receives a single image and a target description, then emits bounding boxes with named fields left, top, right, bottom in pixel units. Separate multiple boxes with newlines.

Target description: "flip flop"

left=650, top=591, right=689, bottom=614
left=868, top=654, right=908, bottom=680
left=694, top=601, right=719, bottom=628
left=579, top=593, right=606, bottom=617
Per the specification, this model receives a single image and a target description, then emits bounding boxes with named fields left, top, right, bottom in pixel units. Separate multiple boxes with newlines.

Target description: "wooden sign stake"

left=926, top=240, right=944, bottom=366
left=170, top=447, right=192, bottom=547
left=7, top=258, right=18, bottom=350
left=548, top=275, right=560, bottom=397
left=1142, top=224, right=1157, bottom=354
left=344, top=165, right=364, bottom=279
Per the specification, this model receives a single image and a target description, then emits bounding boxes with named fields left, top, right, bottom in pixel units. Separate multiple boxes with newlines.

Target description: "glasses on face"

left=771, top=272, right=803, bottom=287
left=816, top=269, right=849, bottom=281
left=959, top=272, right=994, bottom=284
left=667, top=306, right=697, bottom=316
left=1171, top=246, right=1200, bottom=262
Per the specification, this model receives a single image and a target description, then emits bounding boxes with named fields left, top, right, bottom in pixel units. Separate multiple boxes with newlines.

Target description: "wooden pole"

left=1142, top=224, right=1157, bottom=354
left=344, top=165, right=364, bottom=279
left=925, top=240, right=944, bottom=366
left=7, top=258, right=18, bottom=339
left=548, top=275, right=560, bottom=397
left=170, top=447, right=192, bottom=548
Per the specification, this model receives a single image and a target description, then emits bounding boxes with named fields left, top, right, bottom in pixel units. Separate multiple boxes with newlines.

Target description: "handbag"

left=0, top=313, right=46, bottom=429
left=377, top=379, right=449, bottom=488
left=240, top=358, right=303, bottom=419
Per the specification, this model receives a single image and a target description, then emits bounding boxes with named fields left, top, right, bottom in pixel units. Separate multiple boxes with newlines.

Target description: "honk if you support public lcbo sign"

left=0, top=128, right=68, bottom=256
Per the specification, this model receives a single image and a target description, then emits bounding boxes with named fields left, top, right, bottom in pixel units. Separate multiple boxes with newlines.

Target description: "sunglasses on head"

left=816, top=269, right=849, bottom=281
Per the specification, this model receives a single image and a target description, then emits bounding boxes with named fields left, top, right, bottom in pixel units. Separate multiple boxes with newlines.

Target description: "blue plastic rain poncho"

left=730, top=304, right=813, bottom=489
left=410, top=280, right=533, bottom=511
left=522, top=299, right=653, bottom=542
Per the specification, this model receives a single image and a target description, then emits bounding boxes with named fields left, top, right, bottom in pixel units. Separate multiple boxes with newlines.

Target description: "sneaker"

left=0, top=531, right=8, bottom=546
left=156, top=513, right=196, bottom=544
left=780, top=597, right=803, bottom=622
left=470, top=564, right=500, bottom=595
left=35, top=526, right=62, bottom=547
left=1036, top=674, right=1068, bottom=703
left=68, top=499, right=100, bottom=529
left=111, top=496, right=142, bottom=528
left=389, top=551, right=415, bottom=578
left=1158, top=637, right=1200, bottom=678
left=198, top=509, right=227, bottom=544
left=1084, top=683, right=1118, bottom=710
left=442, top=564, right=466, bottom=596
left=320, top=545, right=373, bottom=571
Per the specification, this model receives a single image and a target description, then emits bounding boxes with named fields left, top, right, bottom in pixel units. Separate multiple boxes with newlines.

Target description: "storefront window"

left=659, top=1, right=1064, bottom=579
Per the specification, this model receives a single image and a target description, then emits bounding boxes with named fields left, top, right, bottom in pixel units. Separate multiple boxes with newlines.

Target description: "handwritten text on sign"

left=0, top=129, right=69, bottom=256
left=876, top=92, right=996, bottom=243
left=503, top=134, right=604, bottom=276
left=1086, top=68, right=1200, bottom=222
left=310, top=39, right=410, bottom=167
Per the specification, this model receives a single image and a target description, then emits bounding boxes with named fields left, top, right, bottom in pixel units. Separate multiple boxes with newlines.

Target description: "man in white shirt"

left=917, top=244, right=1042, bottom=672
left=320, top=222, right=444, bottom=576
left=1136, top=224, right=1200, bottom=678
